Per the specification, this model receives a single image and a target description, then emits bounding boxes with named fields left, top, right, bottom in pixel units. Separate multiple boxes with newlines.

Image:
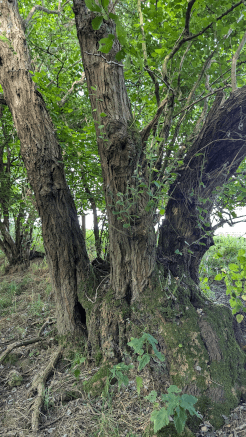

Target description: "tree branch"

left=185, top=0, right=197, bottom=34
left=231, top=31, right=246, bottom=92
left=162, top=0, right=244, bottom=79
left=140, top=96, right=169, bottom=144
left=59, top=73, right=85, bottom=106
left=23, top=2, right=68, bottom=28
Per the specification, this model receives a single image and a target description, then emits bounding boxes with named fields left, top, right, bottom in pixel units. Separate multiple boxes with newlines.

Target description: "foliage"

left=214, top=248, right=246, bottom=323
left=128, top=332, right=165, bottom=370
left=71, top=352, right=86, bottom=380
left=199, top=235, right=246, bottom=299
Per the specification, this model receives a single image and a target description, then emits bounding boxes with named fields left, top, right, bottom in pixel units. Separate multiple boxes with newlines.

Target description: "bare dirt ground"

left=1, top=257, right=246, bottom=437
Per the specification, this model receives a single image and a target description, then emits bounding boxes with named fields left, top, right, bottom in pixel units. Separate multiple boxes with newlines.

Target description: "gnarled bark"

left=0, top=0, right=91, bottom=335
left=158, top=88, right=246, bottom=287
left=73, top=0, right=156, bottom=303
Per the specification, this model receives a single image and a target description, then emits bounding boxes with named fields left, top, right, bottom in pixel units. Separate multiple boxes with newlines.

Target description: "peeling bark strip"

left=0, top=0, right=90, bottom=335
left=73, top=0, right=156, bottom=301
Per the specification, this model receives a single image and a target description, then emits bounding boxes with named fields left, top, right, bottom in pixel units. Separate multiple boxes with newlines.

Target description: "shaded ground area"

left=0, top=256, right=246, bottom=437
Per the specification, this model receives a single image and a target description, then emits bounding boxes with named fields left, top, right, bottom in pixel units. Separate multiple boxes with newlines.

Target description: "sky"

left=81, top=207, right=246, bottom=237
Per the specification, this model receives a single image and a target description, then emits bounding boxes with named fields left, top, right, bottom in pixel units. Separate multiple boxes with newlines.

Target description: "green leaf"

left=99, top=36, right=114, bottom=53
left=215, top=274, right=223, bottom=280
left=236, top=314, right=244, bottom=323
left=100, top=112, right=107, bottom=117
left=109, top=12, right=118, bottom=21
left=123, top=223, right=130, bottom=228
left=173, top=407, right=187, bottom=434
left=91, top=16, right=103, bottom=30
left=229, top=263, right=239, bottom=272
left=136, top=376, right=143, bottom=395
left=144, top=390, right=157, bottom=403
left=138, top=353, right=150, bottom=371
left=151, top=407, right=170, bottom=433
left=115, top=49, right=126, bottom=62
left=85, top=0, right=101, bottom=12
left=159, top=209, right=165, bottom=215
left=74, top=369, right=80, bottom=379
left=101, top=0, right=109, bottom=10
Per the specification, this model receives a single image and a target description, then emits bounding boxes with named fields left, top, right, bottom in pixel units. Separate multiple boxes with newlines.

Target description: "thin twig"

left=85, top=52, right=123, bottom=67
left=231, top=30, right=246, bottom=91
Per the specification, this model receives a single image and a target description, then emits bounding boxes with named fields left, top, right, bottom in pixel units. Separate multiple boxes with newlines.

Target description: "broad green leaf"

left=101, top=0, right=109, bottom=10
left=173, top=407, right=187, bottom=434
left=85, top=0, right=101, bottom=12
left=91, top=16, right=103, bottom=30
left=136, top=376, right=143, bottom=395
left=138, top=353, right=150, bottom=371
left=151, top=407, right=170, bottom=433
left=74, top=369, right=80, bottom=379
left=123, top=223, right=130, bottom=228
left=99, top=35, right=114, bottom=53
left=236, top=314, right=244, bottom=323
left=215, top=274, right=223, bottom=280
left=229, top=263, right=239, bottom=272
left=144, top=390, right=157, bottom=403
left=115, top=49, right=126, bottom=62
left=109, top=12, right=118, bottom=21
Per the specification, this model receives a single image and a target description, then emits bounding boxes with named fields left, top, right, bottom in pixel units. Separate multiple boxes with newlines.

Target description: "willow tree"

left=1, top=0, right=246, bottom=429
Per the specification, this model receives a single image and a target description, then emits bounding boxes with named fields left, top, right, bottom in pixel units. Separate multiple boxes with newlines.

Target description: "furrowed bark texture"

left=0, top=0, right=90, bottom=334
left=73, top=0, right=156, bottom=302
left=158, top=89, right=246, bottom=287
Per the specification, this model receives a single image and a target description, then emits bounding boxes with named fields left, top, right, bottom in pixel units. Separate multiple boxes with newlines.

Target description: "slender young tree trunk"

left=0, top=0, right=91, bottom=335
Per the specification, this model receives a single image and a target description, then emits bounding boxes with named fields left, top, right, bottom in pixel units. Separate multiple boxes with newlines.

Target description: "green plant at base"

left=128, top=332, right=165, bottom=370
left=145, top=386, right=201, bottom=434
left=109, top=362, right=134, bottom=391
left=71, top=353, right=86, bottom=380
left=127, top=333, right=201, bottom=434
left=215, top=248, right=246, bottom=323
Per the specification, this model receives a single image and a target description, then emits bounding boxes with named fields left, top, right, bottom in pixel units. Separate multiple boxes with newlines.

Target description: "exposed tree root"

left=38, top=317, right=55, bottom=336
left=28, top=345, right=63, bottom=432
left=0, top=336, right=43, bottom=364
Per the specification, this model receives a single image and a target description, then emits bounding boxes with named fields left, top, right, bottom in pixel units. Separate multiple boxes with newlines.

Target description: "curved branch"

left=231, top=31, right=246, bottom=92
left=185, top=0, right=197, bottom=34
left=140, top=96, right=168, bottom=144
left=23, top=2, right=69, bottom=28
left=59, top=73, right=85, bottom=106
left=162, top=0, right=244, bottom=79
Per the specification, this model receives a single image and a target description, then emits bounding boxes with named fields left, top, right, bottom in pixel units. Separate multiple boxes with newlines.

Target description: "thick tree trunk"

left=72, top=6, right=246, bottom=429
left=0, top=0, right=91, bottom=335
left=73, top=0, right=156, bottom=301
left=158, top=88, right=246, bottom=290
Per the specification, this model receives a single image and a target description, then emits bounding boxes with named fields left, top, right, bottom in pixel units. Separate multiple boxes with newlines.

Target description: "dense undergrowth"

left=0, top=233, right=245, bottom=436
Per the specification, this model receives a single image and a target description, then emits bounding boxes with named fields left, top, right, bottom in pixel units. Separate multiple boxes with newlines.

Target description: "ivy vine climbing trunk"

left=0, top=0, right=91, bottom=335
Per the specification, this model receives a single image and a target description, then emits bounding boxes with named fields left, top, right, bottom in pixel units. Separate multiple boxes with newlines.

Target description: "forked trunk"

left=0, top=0, right=91, bottom=335
left=73, top=1, right=156, bottom=300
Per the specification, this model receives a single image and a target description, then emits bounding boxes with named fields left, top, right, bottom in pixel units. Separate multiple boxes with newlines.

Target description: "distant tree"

left=0, top=103, right=38, bottom=267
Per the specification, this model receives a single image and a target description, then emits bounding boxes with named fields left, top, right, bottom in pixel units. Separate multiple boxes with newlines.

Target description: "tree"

left=0, top=102, right=39, bottom=267
left=1, top=0, right=246, bottom=429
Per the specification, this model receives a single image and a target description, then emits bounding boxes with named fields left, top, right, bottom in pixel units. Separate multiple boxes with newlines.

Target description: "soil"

left=1, top=257, right=246, bottom=437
